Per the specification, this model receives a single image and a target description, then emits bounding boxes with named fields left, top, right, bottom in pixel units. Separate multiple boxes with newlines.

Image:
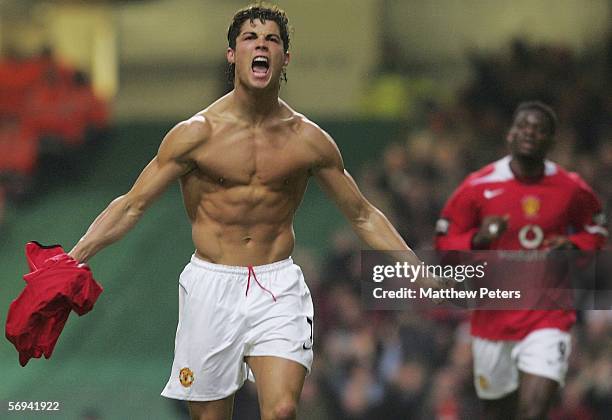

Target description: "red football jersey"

left=435, top=156, right=607, bottom=340
left=5, top=242, right=103, bottom=366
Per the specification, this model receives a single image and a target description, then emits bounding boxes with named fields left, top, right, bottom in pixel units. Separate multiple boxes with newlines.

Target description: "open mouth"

left=518, top=138, right=538, bottom=152
left=251, top=56, right=269, bottom=75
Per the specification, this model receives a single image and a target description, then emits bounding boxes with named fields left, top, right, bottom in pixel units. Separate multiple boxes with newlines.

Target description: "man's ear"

left=283, top=51, right=291, bottom=67
left=227, top=48, right=235, bottom=64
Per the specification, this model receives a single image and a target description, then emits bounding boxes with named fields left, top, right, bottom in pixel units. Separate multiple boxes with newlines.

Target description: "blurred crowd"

left=0, top=46, right=109, bottom=225
left=283, top=38, right=612, bottom=420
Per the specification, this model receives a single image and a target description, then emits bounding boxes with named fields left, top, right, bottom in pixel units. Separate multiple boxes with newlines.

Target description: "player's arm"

left=561, top=177, right=608, bottom=250
left=310, top=128, right=410, bottom=252
left=69, top=116, right=208, bottom=262
left=309, top=126, right=454, bottom=293
left=435, top=180, right=507, bottom=250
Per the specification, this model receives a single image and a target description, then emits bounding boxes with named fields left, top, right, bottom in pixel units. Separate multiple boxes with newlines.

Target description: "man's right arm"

left=435, top=181, right=507, bottom=250
left=69, top=116, right=208, bottom=262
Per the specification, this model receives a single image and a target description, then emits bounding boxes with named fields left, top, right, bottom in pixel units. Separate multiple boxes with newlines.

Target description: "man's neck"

left=231, top=83, right=281, bottom=126
left=509, top=155, right=545, bottom=181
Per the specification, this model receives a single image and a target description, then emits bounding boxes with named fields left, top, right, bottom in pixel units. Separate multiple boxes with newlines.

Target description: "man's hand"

left=543, top=235, right=577, bottom=250
left=472, top=215, right=509, bottom=249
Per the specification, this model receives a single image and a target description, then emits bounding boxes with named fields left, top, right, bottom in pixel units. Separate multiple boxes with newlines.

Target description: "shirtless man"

left=69, top=4, right=436, bottom=420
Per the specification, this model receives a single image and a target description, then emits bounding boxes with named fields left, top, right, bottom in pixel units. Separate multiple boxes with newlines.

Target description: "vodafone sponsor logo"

left=518, top=224, right=544, bottom=249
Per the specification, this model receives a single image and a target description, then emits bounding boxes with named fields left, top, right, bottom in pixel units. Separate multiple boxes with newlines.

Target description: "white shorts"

left=161, top=256, right=314, bottom=401
left=472, top=328, right=571, bottom=400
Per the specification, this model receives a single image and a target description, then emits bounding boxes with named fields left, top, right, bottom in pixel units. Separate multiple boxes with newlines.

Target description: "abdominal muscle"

left=185, top=180, right=303, bottom=267
left=192, top=219, right=296, bottom=266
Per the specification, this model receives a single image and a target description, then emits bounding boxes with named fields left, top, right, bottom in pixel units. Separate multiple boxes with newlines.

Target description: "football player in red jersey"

left=435, top=101, right=608, bottom=419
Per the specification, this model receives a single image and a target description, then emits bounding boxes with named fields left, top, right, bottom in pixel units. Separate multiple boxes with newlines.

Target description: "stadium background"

left=0, top=0, right=610, bottom=418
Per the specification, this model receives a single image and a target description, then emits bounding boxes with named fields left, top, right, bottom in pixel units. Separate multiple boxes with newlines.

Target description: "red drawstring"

left=246, top=265, right=277, bottom=302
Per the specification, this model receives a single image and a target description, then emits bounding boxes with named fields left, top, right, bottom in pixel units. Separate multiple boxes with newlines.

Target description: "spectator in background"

left=69, top=71, right=109, bottom=147
left=0, top=45, right=109, bottom=199
left=26, top=68, right=79, bottom=151
left=0, top=116, right=38, bottom=201
left=0, top=46, right=73, bottom=118
left=376, top=358, right=428, bottom=419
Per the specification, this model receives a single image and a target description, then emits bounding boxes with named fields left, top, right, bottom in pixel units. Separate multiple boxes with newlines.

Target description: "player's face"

left=227, top=19, right=290, bottom=90
left=506, top=109, right=553, bottom=160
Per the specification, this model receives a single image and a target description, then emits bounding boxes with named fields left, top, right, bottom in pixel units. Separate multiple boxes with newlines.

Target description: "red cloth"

left=435, top=156, right=607, bottom=340
left=5, top=242, right=103, bottom=366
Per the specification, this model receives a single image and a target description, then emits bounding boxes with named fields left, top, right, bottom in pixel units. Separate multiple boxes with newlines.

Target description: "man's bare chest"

left=192, top=130, right=313, bottom=187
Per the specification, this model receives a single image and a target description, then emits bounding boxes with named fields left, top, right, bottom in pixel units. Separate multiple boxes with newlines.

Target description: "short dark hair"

left=226, top=2, right=291, bottom=85
left=512, top=101, right=558, bottom=135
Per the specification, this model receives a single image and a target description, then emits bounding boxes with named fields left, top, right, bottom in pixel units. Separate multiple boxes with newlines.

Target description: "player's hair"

left=513, top=101, right=558, bottom=135
left=226, top=2, right=291, bottom=85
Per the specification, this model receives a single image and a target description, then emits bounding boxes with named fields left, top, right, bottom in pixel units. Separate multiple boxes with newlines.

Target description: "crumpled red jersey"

left=5, top=242, right=103, bottom=366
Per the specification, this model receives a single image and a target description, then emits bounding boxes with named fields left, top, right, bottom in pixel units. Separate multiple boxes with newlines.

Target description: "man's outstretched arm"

left=69, top=117, right=208, bottom=262
left=310, top=127, right=455, bottom=293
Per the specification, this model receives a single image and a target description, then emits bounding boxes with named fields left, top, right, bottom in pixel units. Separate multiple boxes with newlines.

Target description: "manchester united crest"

left=521, top=195, right=541, bottom=218
left=478, top=375, right=489, bottom=390
left=179, top=367, right=195, bottom=387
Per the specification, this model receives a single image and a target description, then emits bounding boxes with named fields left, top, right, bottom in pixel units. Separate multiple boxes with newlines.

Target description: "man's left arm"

left=565, top=179, right=608, bottom=250
left=310, top=127, right=454, bottom=292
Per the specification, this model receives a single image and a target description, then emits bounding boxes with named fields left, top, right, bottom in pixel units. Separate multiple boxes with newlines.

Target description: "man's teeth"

left=252, top=57, right=269, bottom=74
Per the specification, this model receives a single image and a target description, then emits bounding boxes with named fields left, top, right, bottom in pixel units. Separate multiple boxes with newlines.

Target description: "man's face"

left=227, top=19, right=290, bottom=90
left=506, top=109, right=553, bottom=160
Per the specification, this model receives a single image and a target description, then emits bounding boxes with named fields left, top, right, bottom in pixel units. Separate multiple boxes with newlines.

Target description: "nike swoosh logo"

left=483, top=188, right=504, bottom=199
left=303, top=343, right=313, bottom=350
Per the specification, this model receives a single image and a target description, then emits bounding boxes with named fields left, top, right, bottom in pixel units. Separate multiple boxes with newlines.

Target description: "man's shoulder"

left=179, top=113, right=211, bottom=132
left=158, top=114, right=212, bottom=162
left=190, top=93, right=235, bottom=131
left=299, top=118, right=339, bottom=159
left=278, top=101, right=321, bottom=135
left=445, top=158, right=513, bottom=201
left=295, top=115, right=326, bottom=141
left=168, top=114, right=211, bottom=145
left=464, top=157, right=513, bottom=187
left=468, top=162, right=498, bottom=180
left=280, top=107, right=332, bottom=147
left=547, top=162, right=596, bottom=194
left=279, top=108, right=340, bottom=168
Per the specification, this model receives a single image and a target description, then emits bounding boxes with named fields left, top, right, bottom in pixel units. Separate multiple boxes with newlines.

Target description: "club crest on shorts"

left=478, top=375, right=489, bottom=390
left=179, top=367, right=195, bottom=387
